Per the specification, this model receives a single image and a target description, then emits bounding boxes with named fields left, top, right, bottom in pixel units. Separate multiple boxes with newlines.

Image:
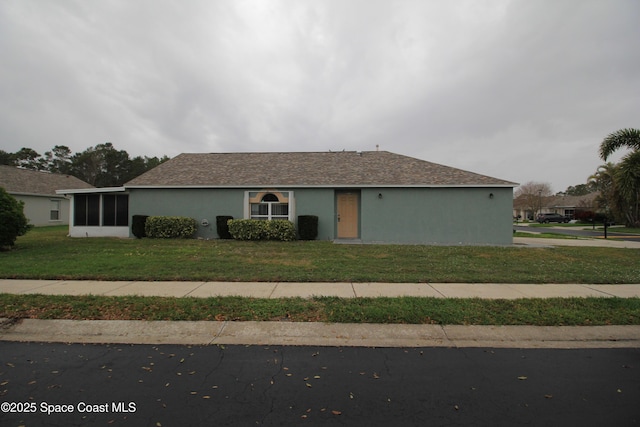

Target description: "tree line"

left=0, top=143, right=169, bottom=187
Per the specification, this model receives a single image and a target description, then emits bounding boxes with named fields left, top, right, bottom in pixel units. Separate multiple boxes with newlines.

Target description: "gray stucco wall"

left=13, top=194, right=69, bottom=227
left=128, top=188, right=244, bottom=238
left=360, top=187, right=513, bottom=245
left=128, top=186, right=513, bottom=244
left=289, top=188, right=335, bottom=240
left=129, top=187, right=338, bottom=240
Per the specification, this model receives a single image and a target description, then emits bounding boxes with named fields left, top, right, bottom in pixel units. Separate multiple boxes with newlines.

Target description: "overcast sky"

left=1, top=0, right=638, bottom=192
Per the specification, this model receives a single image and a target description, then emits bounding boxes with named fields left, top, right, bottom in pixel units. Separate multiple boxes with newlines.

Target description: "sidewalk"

left=1, top=279, right=639, bottom=299
left=1, top=279, right=639, bottom=348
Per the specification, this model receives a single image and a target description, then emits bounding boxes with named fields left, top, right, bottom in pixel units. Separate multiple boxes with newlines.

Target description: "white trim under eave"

left=56, top=187, right=126, bottom=195
left=124, top=184, right=518, bottom=189
left=9, top=191, right=69, bottom=198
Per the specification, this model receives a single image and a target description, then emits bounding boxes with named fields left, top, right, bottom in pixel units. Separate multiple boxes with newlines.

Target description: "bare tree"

left=514, top=181, right=553, bottom=220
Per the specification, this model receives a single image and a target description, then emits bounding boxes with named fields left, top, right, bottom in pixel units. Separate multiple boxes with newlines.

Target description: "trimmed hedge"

left=297, top=215, right=318, bottom=240
left=132, top=215, right=149, bottom=238
left=227, top=219, right=296, bottom=241
left=216, top=215, right=233, bottom=239
left=145, top=216, right=197, bottom=239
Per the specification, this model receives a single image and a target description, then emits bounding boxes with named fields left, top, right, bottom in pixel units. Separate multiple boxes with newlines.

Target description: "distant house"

left=0, top=165, right=93, bottom=226
left=57, top=151, right=518, bottom=245
left=513, top=192, right=598, bottom=221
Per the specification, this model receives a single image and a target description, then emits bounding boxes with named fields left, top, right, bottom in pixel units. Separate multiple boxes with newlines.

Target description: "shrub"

left=227, top=219, right=296, bottom=241
left=574, top=210, right=596, bottom=222
left=216, top=215, right=233, bottom=239
left=297, top=215, right=318, bottom=240
left=145, top=216, right=197, bottom=239
left=132, top=215, right=149, bottom=238
left=0, top=187, right=31, bottom=248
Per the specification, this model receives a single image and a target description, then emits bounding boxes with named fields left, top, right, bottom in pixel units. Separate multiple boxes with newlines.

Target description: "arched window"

left=247, top=191, right=293, bottom=220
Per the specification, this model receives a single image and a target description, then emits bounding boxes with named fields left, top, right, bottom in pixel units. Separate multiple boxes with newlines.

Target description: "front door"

left=336, top=192, right=359, bottom=239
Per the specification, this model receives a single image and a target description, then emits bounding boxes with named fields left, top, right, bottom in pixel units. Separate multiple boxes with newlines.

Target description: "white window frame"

left=50, top=199, right=61, bottom=221
left=244, top=190, right=295, bottom=221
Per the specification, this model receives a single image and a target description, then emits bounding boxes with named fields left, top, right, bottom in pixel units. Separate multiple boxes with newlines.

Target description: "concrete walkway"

left=1, top=279, right=639, bottom=348
left=1, top=279, right=639, bottom=299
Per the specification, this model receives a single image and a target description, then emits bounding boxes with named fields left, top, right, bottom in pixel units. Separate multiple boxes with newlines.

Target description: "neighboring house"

left=57, top=151, right=518, bottom=245
left=513, top=192, right=598, bottom=221
left=0, top=165, right=93, bottom=226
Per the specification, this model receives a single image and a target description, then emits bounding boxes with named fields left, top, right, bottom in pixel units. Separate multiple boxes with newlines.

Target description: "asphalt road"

left=1, top=342, right=638, bottom=426
left=514, top=225, right=640, bottom=242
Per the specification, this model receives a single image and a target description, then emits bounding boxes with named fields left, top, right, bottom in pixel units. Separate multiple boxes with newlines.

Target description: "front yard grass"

left=1, top=294, right=639, bottom=325
left=1, top=226, right=639, bottom=283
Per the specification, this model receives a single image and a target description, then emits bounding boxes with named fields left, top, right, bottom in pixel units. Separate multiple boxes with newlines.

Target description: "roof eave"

left=9, top=191, right=69, bottom=198
left=125, top=183, right=518, bottom=189
left=55, top=187, right=126, bottom=195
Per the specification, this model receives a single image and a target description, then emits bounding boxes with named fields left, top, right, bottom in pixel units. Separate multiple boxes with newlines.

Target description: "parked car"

left=536, top=213, right=570, bottom=223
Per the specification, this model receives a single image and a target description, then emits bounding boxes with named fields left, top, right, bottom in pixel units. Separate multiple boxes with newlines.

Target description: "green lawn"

left=2, top=227, right=639, bottom=325
left=1, top=226, right=639, bottom=284
left=513, top=231, right=580, bottom=239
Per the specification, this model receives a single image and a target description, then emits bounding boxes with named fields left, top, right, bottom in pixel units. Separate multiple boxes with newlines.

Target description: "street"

left=1, top=342, right=638, bottom=426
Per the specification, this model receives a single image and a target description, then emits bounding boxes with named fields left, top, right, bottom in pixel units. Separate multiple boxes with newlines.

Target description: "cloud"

left=1, top=0, right=638, bottom=192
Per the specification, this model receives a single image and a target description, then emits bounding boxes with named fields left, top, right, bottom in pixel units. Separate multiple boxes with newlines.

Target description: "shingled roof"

left=125, top=151, right=517, bottom=188
left=0, top=165, right=93, bottom=196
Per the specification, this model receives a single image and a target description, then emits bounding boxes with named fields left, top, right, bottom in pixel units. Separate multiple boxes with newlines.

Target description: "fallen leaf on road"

left=332, top=410, right=342, bottom=415
left=517, top=376, right=527, bottom=380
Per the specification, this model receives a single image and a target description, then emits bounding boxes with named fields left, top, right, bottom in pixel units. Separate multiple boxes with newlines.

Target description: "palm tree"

left=600, top=128, right=640, bottom=160
left=589, top=163, right=617, bottom=217
left=598, top=128, right=640, bottom=226
left=615, top=151, right=640, bottom=226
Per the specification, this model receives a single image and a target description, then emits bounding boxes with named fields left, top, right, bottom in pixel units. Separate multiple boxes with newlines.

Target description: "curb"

left=1, top=319, right=639, bottom=349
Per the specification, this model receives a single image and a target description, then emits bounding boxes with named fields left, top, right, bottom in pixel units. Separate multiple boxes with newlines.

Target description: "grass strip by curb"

left=1, top=294, right=639, bottom=326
